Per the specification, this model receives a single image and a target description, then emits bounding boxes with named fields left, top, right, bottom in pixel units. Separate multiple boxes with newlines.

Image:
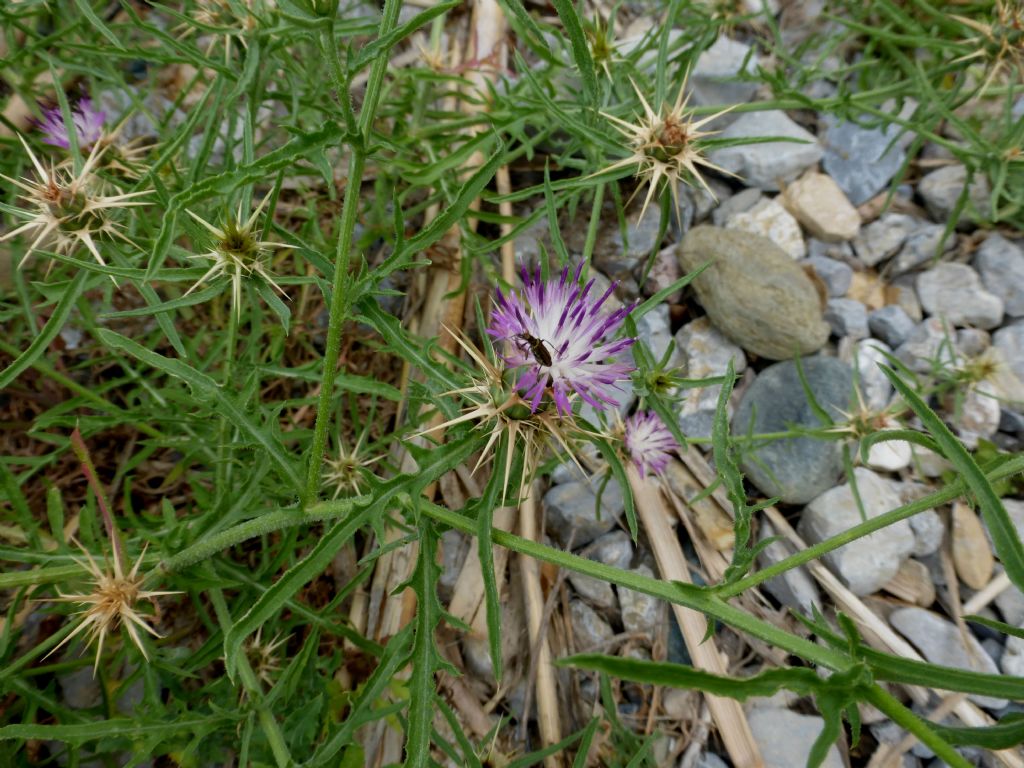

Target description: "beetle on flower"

left=487, top=263, right=637, bottom=417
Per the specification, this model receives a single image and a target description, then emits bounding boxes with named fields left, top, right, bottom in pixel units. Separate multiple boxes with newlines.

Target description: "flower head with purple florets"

left=622, top=410, right=678, bottom=478
left=39, top=97, right=105, bottom=151
left=488, top=263, right=636, bottom=416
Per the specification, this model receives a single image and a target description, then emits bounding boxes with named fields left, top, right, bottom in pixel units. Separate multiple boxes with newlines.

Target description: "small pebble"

left=868, top=305, right=916, bottom=347
left=974, top=234, right=1024, bottom=318
left=825, top=297, right=869, bottom=339
left=782, top=171, right=861, bottom=242
left=805, top=254, right=853, bottom=297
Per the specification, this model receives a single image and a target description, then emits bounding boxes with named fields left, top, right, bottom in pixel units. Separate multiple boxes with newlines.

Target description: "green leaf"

left=929, top=715, right=1024, bottom=750
left=549, top=0, right=599, bottom=107
left=964, top=614, right=1024, bottom=640
left=0, top=716, right=227, bottom=745
left=882, top=365, right=1024, bottom=593
left=72, top=0, right=125, bottom=49
left=0, top=271, right=86, bottom=390
left=350, top=0, right=459, bottom=71
left=95, top=329, right=303, bottom=492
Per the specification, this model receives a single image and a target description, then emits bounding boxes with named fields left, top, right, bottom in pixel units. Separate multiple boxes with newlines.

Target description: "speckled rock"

left=798, top=468, right=915, bottom=595
left=733, top=356, right=852, bottom=504
left=678, top=226, right=830, bottom=360
left=587, top=530, right=634, bottom=570
left=570, top=599, right=614, bottom=650
left=890, top=607, right=1006, bottom=709
left=782, top=171, right=861, bottom=241
left=917, top=263, right=1003, bottom=330
left=726, top=197, right=806, bottom=259
left=619, top=565, right=667, bottom=634
left=709, top=111, right=823, bottom=191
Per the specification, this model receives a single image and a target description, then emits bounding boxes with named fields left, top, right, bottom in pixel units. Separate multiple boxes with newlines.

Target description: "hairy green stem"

left=864, top=686, right=971, bottom=768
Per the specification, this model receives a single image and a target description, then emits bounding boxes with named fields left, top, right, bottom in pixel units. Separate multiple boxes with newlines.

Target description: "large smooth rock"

left=678, top=226, right=830, bottom=360
left=708, top=111, right=823, bottom=191
left=733, top=356, right=852, bottom=504
left=747, top=708, right=844, bottom=768
left=890, top=607, right=1006, bottom=709
left=917, top=263, right=1003, bottom=329
left=798, top=468, right=915, bottom=595
left=821, top=119, right=907, bottom=205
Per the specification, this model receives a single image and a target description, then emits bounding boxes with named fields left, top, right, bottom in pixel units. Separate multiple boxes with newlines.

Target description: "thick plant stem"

left=303, top=147, right=366, bottom=506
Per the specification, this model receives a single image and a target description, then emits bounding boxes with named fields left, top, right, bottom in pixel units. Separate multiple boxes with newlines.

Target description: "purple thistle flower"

left=487, top=263, right=636, bottom=416
left=623, top=410, right=678, bottom=477
left=39, top=97, right=105, bottom=150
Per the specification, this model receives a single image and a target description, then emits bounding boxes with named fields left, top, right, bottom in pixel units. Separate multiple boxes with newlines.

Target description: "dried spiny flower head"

left=423, top=327, right=593, bottom=499
left=46, top=541, right=179, bottom=674
left=953, top=0, right=1024, bottom=92
left=488, top=264, right=636, bottom=417
left=617, top=410, right=679, bottom=478
left=39, top=97, right=105, bottom=151
left=601, top=78, right=735, bottom=222
left=323, top=434, right=382, bottom=497
left=0, top=136, right=148, bottom=268
left=244, top=627, right=288, bottom=688
left=184, top=0, right=269, bottom=63
left=185, top=191, right=291, bottom=316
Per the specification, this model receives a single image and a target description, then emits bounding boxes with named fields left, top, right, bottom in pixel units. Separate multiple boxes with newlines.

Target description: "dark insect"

left=515, top=332, right=554, bottom=367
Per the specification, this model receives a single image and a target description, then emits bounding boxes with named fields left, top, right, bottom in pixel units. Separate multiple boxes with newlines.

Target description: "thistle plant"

left=184, top=192, right=291, bottom=316
left=617, top=410, right=679, bottom=478
left=38, top=97, right=105, bottom=151
left=601, top=78, right=735, bottom=222
left=46, top=542, right=177, bottom=673
left=488, top=263, right=636, bottom=415
left=0, top=136, right=147, bottom=267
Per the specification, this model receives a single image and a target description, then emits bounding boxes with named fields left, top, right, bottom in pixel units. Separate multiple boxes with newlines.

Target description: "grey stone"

left=918, top=164, right=991, bottom=226
left=822, top=119, right=907, bottom=205
left=674, top=316, right=747, bottom=439
left=909, top=509, right=945, bottom=557
left=1002, top=408, right=1024, bottom=434
left=568, top=572, right=617, bottom=613
left=643, top=245, right=684, bottom=303
left=633, top=304, right=678, bottom=367
left=691, top=36, right=758, bottom=115
left=806, top=255, right=852, bottom=297
left=851, top=339, right=894, bottom=410
left=678, top=227, right=830, bottom=360
left=747, top=708, right=844, bottom=768
left=896, top=317, right=958, bottom=374
left=825, top=298, right=869, bottom=339
left=733, top=356, right=853, bottom=504
left=890, top=222, right=949, bottom=276
left=58, top=665, right=102, bottom=709
left=1001, top=633, right=1024, bottom=677
left=709, top=111, right=823, bottom=191
left=692, top=752, right=729, bottom=768
left=589, top=206, right=664, bottom=279
left=957, top=381, right=1006, bottom=448
left=619, top=565, right=667, bottom=634
left=586, top=530, right=634, bottom=570
left=892, top=274, right=924, bottom=321
left=994, top=323, right=1024, bottom=381
left=869, top=305, right=916, bottom=347
left=854, top=213, right=915, bottom=267
left=758, top=520, right=821, bottom=614
left=974, top=234, right=1024, bottom=317
left=956, top=329, right=990, bottom=358
left=798, top=468, right=915, bottom=595
left=917, top=263, right=1003, bottom=329
left=711, top=187, right=762, bottom=226
left=570, top=599, right=614, bottom=649
left=890, top=606, right=1006, bottom=709
left=439, top=530, right=468, bottom=598
left=543, top=476, right=625, bottom=548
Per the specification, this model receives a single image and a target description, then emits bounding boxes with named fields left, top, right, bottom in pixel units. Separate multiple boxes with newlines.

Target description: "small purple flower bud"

left=623, top=410, right=678, bottom=477
left=39, top=96, right=105, bottom=150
